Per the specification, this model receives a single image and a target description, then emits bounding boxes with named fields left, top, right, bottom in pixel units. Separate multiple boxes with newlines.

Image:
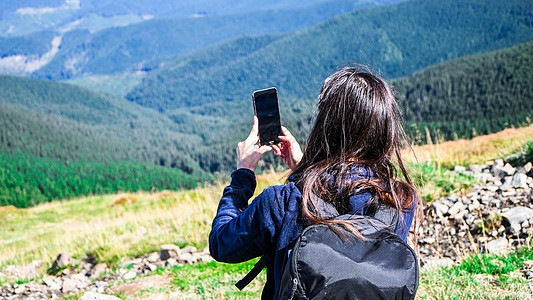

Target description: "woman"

left=209, top=67, right=420, bottom=299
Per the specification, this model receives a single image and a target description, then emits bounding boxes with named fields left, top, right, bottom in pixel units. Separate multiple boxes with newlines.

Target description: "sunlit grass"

left=1, top=128, right=533, bottom=298
left=405, top=124, right=533, bottom=169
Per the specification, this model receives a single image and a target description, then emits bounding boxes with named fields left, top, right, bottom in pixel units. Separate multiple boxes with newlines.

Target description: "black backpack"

left=236, top=200, right=419, bottom=300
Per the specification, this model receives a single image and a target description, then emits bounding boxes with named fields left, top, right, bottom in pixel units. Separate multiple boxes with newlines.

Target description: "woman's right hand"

left=272, top=127, right=303, bottom=171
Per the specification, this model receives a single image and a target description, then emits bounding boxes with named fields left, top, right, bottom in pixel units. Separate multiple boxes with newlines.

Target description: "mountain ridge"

left=126, top=0, right=533, bottom=112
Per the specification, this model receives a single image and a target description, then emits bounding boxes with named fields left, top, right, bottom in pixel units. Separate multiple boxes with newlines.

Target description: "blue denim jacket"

left=209, top=168, right=416, bottom=299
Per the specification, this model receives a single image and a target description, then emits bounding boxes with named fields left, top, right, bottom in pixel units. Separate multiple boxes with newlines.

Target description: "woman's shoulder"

left=259, top=182, right=302, bottom=213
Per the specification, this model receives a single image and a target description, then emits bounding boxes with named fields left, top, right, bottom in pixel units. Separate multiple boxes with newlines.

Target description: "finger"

left=245, top=117, right=260, bottom=143
left=281, top=126, right=294, bottom=138
left=259, top=145, right=272, bottom=154
left=271, top=145, right=282, bottom=156
left=278, top=135, right=292, bottom=144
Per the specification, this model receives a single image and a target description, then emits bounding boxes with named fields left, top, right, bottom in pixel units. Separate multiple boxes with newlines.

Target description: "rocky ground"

left=0, top=245, right=213, bottom=299
left=1, top=158, right=532, bottom=299
left=419, top=159, right=533, bottom=278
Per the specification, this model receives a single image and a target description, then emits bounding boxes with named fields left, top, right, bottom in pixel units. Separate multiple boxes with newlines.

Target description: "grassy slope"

left=1, top=127, right=532, bottom=298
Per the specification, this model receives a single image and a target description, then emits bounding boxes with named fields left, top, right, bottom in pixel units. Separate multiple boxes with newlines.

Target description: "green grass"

left=165, top=260, right=265, bottom=299
left=418, top=246, right=533, bottom=299
left=414, top=163, right=477, bottom=202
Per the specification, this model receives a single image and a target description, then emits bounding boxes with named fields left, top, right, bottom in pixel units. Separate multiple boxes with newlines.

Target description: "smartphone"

left=252, top=87, right=283, bottom=146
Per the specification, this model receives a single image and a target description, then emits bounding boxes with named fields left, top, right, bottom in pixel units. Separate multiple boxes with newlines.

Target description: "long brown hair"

left=290, top=66, right=419, bottom=237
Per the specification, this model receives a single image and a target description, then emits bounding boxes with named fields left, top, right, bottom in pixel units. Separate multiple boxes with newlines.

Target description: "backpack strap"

left=235, top=253, right=272, bottom=290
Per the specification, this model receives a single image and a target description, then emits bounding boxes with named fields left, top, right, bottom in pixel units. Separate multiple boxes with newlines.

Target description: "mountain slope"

left=0, top=76, right=210, bottom=207
left=394, top=40, right=533, bottom=142
left=1, top=1, right=405, bottom=37
left=151, top=40, right=533, bottom=173
left=0, top=75, right=208, bottom=171
left=126, top=0, right=533, bottom=112
left=22, top=0, right=394, bottom=80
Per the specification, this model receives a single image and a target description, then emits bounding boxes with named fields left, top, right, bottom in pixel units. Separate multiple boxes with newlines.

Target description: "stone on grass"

left=447, top=201, right=465, bottom=217
left=62, top=278, right=77, bottom=293
left=146, top=252, right=159, bottom=263
left=160, top=244, right=181, bottom=260
left=181, top=246, right=197, bottom=254
left=485, top=237, right=509, bottom=254
left=90, top=263, right=107, bottom=278
left=422, top=258, right=454, bottom=270
left=454, top=166, right=466, bottom=173
left=501, top=206, right=533, bottom=229
left=51, top=252, right=71, bottom=272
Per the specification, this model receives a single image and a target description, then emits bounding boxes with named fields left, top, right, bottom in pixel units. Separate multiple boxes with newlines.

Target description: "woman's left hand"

left=236, top=117, right=272, bottom=172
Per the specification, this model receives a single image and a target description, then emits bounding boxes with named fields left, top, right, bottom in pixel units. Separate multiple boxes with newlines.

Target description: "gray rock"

left=160, top=244, right=181, bottom=260
left=80, top=292, right=121, bottom=300
left=122, top=271, right=136, bottom=280
left=146, top=252, right=159, bottom=263
left=423, top=258, right=455, bottom=270
left=468, top=164, right=485, bottom=173
left=90, top=263, right=107, bottom=278
left=181, top=246, right=198, bottom=254
left=447, top=201, right=465, bottom=216
left=485, top=237, right=509, bottom=254
left=494, top=159, right=504, bottom=167
left=62, top=278, right=77, bottom=293
left=177, top=252, right=193, bottom=264
left=13, top=284, right=25, bottom=294
left=431, top=202, right=449, bottom=217
left=95, top=281, right=107, bottom=293
left=501, top=206, right=533, bottom=229
left=511, top=173, right=528, bottom=188
left=524, top=162, right=532, bottom=173
left=166, top=258, right=177, bottom=266
left=25, top=281, right=47, bottom=292
left=492, top=163, right=516, bottom=178
left=454, top=166, right=467, bottom=173
left=51, top=252, right=71, bottom=273
left=147, top=263, right=158, bottom=271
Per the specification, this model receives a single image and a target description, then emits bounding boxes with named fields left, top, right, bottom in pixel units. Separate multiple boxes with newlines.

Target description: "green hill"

left=394, top=40, right=533, bottom=142
left=0, top=76, right=208, bottom=207
left=145, top=40, right=533, bottom=174
left=126, top=0, right=533, bottom=112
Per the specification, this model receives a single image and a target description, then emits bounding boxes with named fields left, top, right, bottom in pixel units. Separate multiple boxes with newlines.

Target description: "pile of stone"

left=419, top=159, right=533, bottom=274
left=0, top=244, right=212, bottom=299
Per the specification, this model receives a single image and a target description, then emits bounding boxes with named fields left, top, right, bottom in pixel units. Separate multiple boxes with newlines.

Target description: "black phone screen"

left=253, top=87, right=282, bottom=146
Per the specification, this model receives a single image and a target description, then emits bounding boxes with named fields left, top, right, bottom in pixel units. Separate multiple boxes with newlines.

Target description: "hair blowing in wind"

left=290, top=66, right=420, bottom=236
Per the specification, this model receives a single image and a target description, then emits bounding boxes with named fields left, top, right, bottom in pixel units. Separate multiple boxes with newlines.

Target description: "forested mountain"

left=141, top=40, right=533, bottom=174
left=394, top=40, right=533, bottom=142
left=1, top=0, right=397, bottom=80
left=0, top=75, right=208, bottom=207
left=126, top=0, right=533, bottom=112
left=0, top=75, right=205, bottom=170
